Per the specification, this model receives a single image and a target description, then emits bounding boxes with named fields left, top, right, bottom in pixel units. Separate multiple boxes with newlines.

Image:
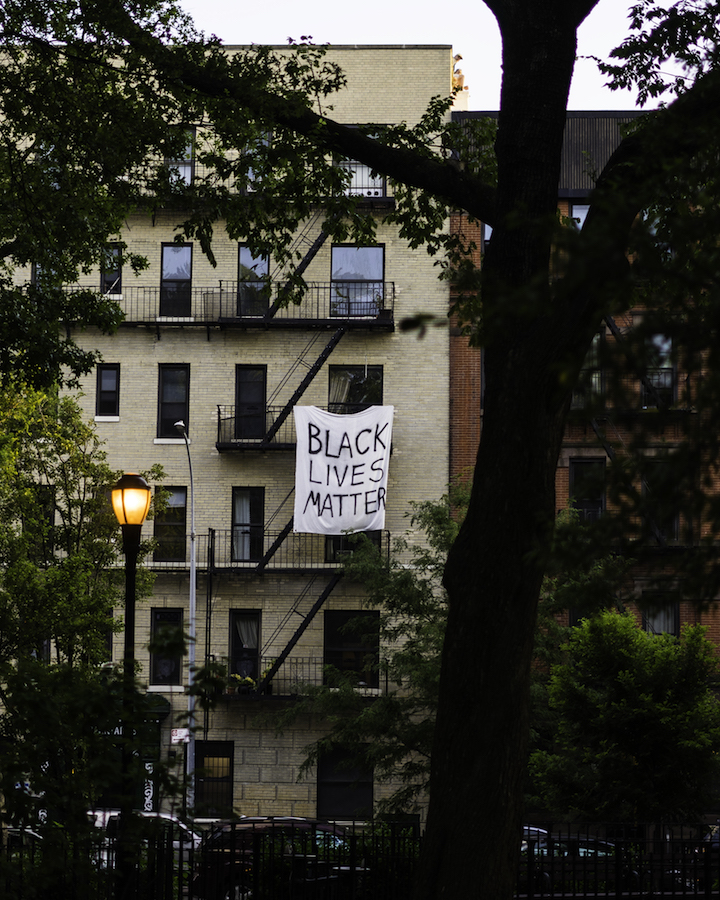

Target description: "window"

left=160, top=244, right=192, bottom=317
left=244, top=131, right=271, bottom=191
left=642, top=333, right=674, bottom=408
left=569, top=459, right=604, bottom=523
left=153, top=487, right=187, bottom=562
left=150, top=608, right=183, bottom=684
left=330, top=245, right=384, bottom=317
left=101, top=244, right=122, bottom=295
left=317, top=747, right=373, bottom=820
left=328, top=365, right=383, bottom=414
left=157, top=364, right=189, bottom=438
left=570, top=202, right=590, bottom=229
left=324, top=610, right=379, bottom=688
left=165, top=128, right=194, bottom=185
left=482, top=222, right=493, bottom=250
left=96, top=364, right=120, bottom=417
left=326, top=530, right=382, bottom=563
left=337, top=158, right=385, bottom=197
left=230, top=611, right=260, bottom=681
left=231, top=487, right=264, bottom=561
left=22, top=484, right=55, bottom=564
left=642, top=460, right=679, bottom=543
left=235, top=366, right=266, bottom=440
left=642, top=591, right=680, bottom=636
left=237, top=245, right=270, bottom=316
left=571, top=332, right=603, bottom=409
left=195, top=741, right=234, bottom=818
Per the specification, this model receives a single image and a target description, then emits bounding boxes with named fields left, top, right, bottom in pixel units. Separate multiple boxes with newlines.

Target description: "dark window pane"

left=235, top=366, right=266, bottom=439
left=154, top=487, right=187, bottom=561
left=328, top=365, right=383, bottom=414
left=317, top=747, right=373, bottom=820
left=324, top=610, right=379, bottom=688
left=158, top=365, right=189, bottom=437
left=195, top=741, right=234, bottom=818
left=150, top=608, right=183, bottom=684
left=237, top=246, right=270, bottom=316
left=96, top=364, right=120, bottom=416
left=160, top=245, right=192, bottom=316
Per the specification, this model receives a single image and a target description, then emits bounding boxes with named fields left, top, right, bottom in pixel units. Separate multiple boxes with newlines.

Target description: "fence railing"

left=68, top=282, right=395, bottom=326
left=4, top=821, right=720, bottom=899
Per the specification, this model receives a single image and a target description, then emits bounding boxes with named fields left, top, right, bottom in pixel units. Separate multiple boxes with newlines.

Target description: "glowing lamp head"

left=112, top=473, right=151, bottom=526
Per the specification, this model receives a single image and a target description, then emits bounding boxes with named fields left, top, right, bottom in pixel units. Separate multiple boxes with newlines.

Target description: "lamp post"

left=174, top=420, right=196, bottom=816
left=111, top=472, right=151, bottom=900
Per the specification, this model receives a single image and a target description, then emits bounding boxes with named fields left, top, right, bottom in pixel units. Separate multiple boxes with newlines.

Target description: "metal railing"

left=69, top=282, right=394, bottom=326
left=145, top=529, right=390, bottom=572
left=224, top=656, right=389, bottom=698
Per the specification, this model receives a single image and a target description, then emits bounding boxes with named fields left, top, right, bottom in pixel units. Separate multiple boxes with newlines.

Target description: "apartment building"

left=450, top=109, right=720, bottom=642
left=51, top=46, right=454, bottom=820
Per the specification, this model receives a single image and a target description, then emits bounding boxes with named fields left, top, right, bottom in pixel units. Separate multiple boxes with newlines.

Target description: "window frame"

left=150, top=607, right=183, bottom=685
left=328, top=364, right=383, bottom=415
left=229, top=610, right=261, bottom=682
left=569, top=458, right=605, bottom=523
left=641, top=590, right=681, bottom=636
left=101, top=244, right=122, bottom=295
left=323, top=609, right=380, bottom=689
left=153, top=486, right=187, bottom=562
left=641, top=333, right=675, bottom=409
left=157, top=364, right=189, bottom=438
left=317, top=747, right=373, bottom=820
left=231, top=487, right=265, bottom=562
left=195, top=741, right=234, bottom=818
left=330, top=244, right=385, bottom=317
left=96, top=363, right=120, bottom=418
left=234, top=365, right=267, bottom=439
left=642, top=460, right=680, bottom=543
left=160, top=243, right=193, bottom=317
left=165, top=127, right=195, bottom=185
left=237, top=245, right=270, bottom=316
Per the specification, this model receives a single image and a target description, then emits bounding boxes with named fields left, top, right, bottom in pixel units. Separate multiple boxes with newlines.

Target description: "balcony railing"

left=145, top=528, right=390, bottom=572
left=224, top=656, right=389, bottom=698
left=74, top=282, right=394, bottom=327
left=217, top=404, right=308, bottom=448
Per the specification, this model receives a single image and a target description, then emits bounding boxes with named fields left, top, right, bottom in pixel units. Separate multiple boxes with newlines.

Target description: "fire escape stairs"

left=263, top=210, right=334, bottom=321
left=259, top=326, right=346, bottom=448
left=255, top=572, right=344, bottom=695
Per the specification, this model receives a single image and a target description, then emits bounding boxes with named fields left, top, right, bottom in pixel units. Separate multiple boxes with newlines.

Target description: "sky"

left=179, top=0, right=646, bottom=111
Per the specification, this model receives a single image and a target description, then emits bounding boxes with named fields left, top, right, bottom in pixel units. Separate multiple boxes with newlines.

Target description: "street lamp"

left=111, top=472, right=151, bottom=899
left=174, top=421, right=196, bottom=816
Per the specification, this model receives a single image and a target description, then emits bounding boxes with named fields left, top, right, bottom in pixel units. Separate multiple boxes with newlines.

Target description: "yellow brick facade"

left=59, top=46, right=454, bottom=823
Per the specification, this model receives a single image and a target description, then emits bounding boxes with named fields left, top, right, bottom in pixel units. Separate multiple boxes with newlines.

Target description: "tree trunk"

left=415, top=2, right=595, bottom=896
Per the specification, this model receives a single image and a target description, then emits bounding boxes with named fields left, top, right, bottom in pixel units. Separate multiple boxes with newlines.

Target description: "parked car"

left=518, top=833, right=643, bottom=895
left=87, top=808, right=202, bottom=871
left=192, top=816, right=365, bottom=900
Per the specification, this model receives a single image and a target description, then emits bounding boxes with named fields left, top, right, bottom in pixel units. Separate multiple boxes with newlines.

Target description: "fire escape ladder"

left=255, top=516, right=294, bottom=573
left=264, top=212, right=332, bottom=320
left=260, top=326, right=346, bottom=447
left=255, top=572, right=343, bottom=694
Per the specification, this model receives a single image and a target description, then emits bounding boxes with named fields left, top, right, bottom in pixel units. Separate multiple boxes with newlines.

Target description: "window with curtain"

left=328, top=365, right=383, bottom=414
left=330, top=245, right=384, bottom=316
left=231, top=487, right=264, bottom=561
left=230, top=611, right=260, bottom=680
left=642, top=591, right=681, bottom=636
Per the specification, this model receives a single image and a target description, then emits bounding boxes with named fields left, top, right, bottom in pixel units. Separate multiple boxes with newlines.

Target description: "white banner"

left=293, top=405, right=394, bottom=534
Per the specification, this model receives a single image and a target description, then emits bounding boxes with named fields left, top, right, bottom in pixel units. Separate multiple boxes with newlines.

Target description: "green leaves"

left=530, top=610, right=720, bottom=821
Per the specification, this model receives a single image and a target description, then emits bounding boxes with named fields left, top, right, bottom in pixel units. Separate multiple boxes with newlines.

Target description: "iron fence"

left=6, top=820, right=720, bottom=899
